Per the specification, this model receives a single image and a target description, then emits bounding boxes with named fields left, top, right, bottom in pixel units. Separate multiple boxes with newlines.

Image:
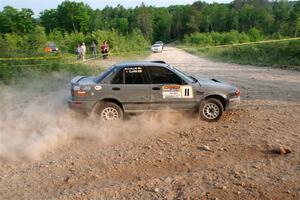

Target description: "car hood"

left=195, top=76, right=237, bottom=91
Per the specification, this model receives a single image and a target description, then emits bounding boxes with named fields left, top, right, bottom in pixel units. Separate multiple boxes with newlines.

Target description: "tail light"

left=72, top=85, right=80, bottom=97
left=75, top=91, right=87, bottom=97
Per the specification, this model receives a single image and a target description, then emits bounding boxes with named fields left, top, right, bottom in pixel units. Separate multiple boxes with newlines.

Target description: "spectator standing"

left=81, top=42, right=86, bottom=60
left=91, top=41, right=97, bottom=57
left=100, top=41, right=109, bottom=59
left=76, top=44, right=82, bottom=60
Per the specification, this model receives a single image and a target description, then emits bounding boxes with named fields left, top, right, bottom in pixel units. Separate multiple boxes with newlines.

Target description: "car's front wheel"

left=96, top=102, right=123, bottom=121
left=199, top=98, right=224, bottom=122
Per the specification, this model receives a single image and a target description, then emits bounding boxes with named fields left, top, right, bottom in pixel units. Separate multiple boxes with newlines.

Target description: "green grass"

left=0, top=60, right=101, bottom=85
left=0, top=49, right=150, bottom=85
left=181, top=40, right=300, bottom=70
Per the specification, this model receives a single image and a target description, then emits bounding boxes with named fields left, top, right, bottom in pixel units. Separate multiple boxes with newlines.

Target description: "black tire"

left=96, top=102, right=123, bottom=121
left=199, top=98, right=224, bottom=122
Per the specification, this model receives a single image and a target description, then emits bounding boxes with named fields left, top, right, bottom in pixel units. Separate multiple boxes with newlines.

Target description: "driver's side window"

left=148, top=66, right=185, bottom=85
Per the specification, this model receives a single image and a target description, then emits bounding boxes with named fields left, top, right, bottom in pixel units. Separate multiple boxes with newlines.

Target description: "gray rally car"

left=68, top=61, right=240, bottom=121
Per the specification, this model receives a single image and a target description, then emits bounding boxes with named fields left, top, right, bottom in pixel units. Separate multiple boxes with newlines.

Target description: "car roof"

left=114, top=61, right=169, bottom=68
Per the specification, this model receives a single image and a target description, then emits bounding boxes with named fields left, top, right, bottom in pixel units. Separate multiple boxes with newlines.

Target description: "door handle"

left=112, top=87, right=120, bottom=91
left=152, top=87, right=160, bottom=90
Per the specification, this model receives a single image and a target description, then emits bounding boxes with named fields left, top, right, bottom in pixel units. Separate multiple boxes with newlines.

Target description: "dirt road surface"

left=1, top=47, right=300, bottom=199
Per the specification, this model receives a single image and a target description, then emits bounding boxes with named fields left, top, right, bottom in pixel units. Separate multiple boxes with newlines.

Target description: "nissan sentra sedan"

left=68, top=61, right=240, bottom=121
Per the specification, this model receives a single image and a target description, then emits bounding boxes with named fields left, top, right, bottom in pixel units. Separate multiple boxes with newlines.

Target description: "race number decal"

left=162, top=85, right=193, bottom=99
left=180, top=86, right=193, bottom=98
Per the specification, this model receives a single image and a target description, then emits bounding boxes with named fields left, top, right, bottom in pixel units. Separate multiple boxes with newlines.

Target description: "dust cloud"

left=0, top=73, right=196, bottom=161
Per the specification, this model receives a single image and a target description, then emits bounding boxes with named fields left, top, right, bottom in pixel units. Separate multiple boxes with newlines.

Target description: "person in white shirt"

left=81, top=42, right=86, bottom=60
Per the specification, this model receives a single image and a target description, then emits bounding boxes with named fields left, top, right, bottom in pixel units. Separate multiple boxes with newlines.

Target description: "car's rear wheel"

left=97, top=102, right=123, bottom=121
left=199, top=98, right=224, bottom=122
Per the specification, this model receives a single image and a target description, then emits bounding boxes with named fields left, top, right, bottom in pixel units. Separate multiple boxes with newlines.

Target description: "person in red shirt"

left=100, top=41, right=109, bottom=59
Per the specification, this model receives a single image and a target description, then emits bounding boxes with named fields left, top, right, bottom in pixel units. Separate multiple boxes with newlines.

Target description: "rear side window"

left=111, top=67, right=148, bottom=84
left=111, top=69, right=123, bottom=84
left=95, top=66, right=115, bottom=83
left=124, top=67, right=146, bottom=84
left=148, top=66, right=184, bottom=84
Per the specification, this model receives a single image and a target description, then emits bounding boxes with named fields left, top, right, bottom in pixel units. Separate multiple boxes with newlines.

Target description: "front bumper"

left=152, top=49, right=162, bottom=52
left=67, top=98, right=96, bottom=113
left=226, top=96, right=240, bottom=110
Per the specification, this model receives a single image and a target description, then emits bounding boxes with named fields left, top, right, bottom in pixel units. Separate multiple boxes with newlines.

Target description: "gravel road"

left=1, top=47, right=299, bottom=200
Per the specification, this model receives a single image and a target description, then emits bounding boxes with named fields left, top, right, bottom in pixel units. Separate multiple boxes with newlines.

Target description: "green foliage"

left=117, top=18, right=129, bottom=35
left=64, top=31, right=86, bottom=53
left=152, top=8, right=172, bottom=42
left=0, top=26, right=149, bottom=84
left=296, top=16, right=300, bottom=36
left=247, top=28, right=263, bottom=41
left=3, top=33, right=24, bottom=54
left=39, top=9, right=58, bottom=34
left=169, top=5, right=192, bottom=39
left=137, top=2, right=153, bottom=40
left=26, top=26, right=48, bottom=54
left=201, top=3, right=231, bottom=32
left=56, top=1, right=90, bottom=33
left=58, top=29, right=149, bottom=54
left=184, top=32, right=213, bottom=46
left=272, top=0, right=291, bottom=35
left=1, top=0, right=299, bottom=42
left=0, top=26, right=48, bottom=57
left=184, top=30, right=256, bottom=46
left=0, top=27, right=149, bottom=58
left=0, top=6, right=35, bottom=34
left=188, top=40, right=300, bottom=69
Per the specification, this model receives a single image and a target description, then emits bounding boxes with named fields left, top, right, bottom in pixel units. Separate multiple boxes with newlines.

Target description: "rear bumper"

left=225, top=96, right=240, bottom=110
left=67, top=98, right=96, bottom=113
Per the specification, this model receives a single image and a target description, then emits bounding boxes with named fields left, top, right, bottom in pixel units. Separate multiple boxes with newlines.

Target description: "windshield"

left=152, top=44, right=161, bottom=47
left=172, top=66, right=196, bottom=83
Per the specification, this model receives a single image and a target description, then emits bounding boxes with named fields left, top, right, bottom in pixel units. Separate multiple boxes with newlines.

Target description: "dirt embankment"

left=0, top=47, right=299, bottom=199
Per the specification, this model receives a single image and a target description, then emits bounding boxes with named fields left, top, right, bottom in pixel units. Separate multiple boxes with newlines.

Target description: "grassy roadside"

left=0, top=62, right=98, bottom=85
left=179, top=40, right=300, bottom=71
left=0, top=27, right=151, bottom=85
left=0, top=50, right=151, bottom=85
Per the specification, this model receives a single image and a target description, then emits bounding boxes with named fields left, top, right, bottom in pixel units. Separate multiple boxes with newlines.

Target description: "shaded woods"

left=1, top=0, right=299, bottom=50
